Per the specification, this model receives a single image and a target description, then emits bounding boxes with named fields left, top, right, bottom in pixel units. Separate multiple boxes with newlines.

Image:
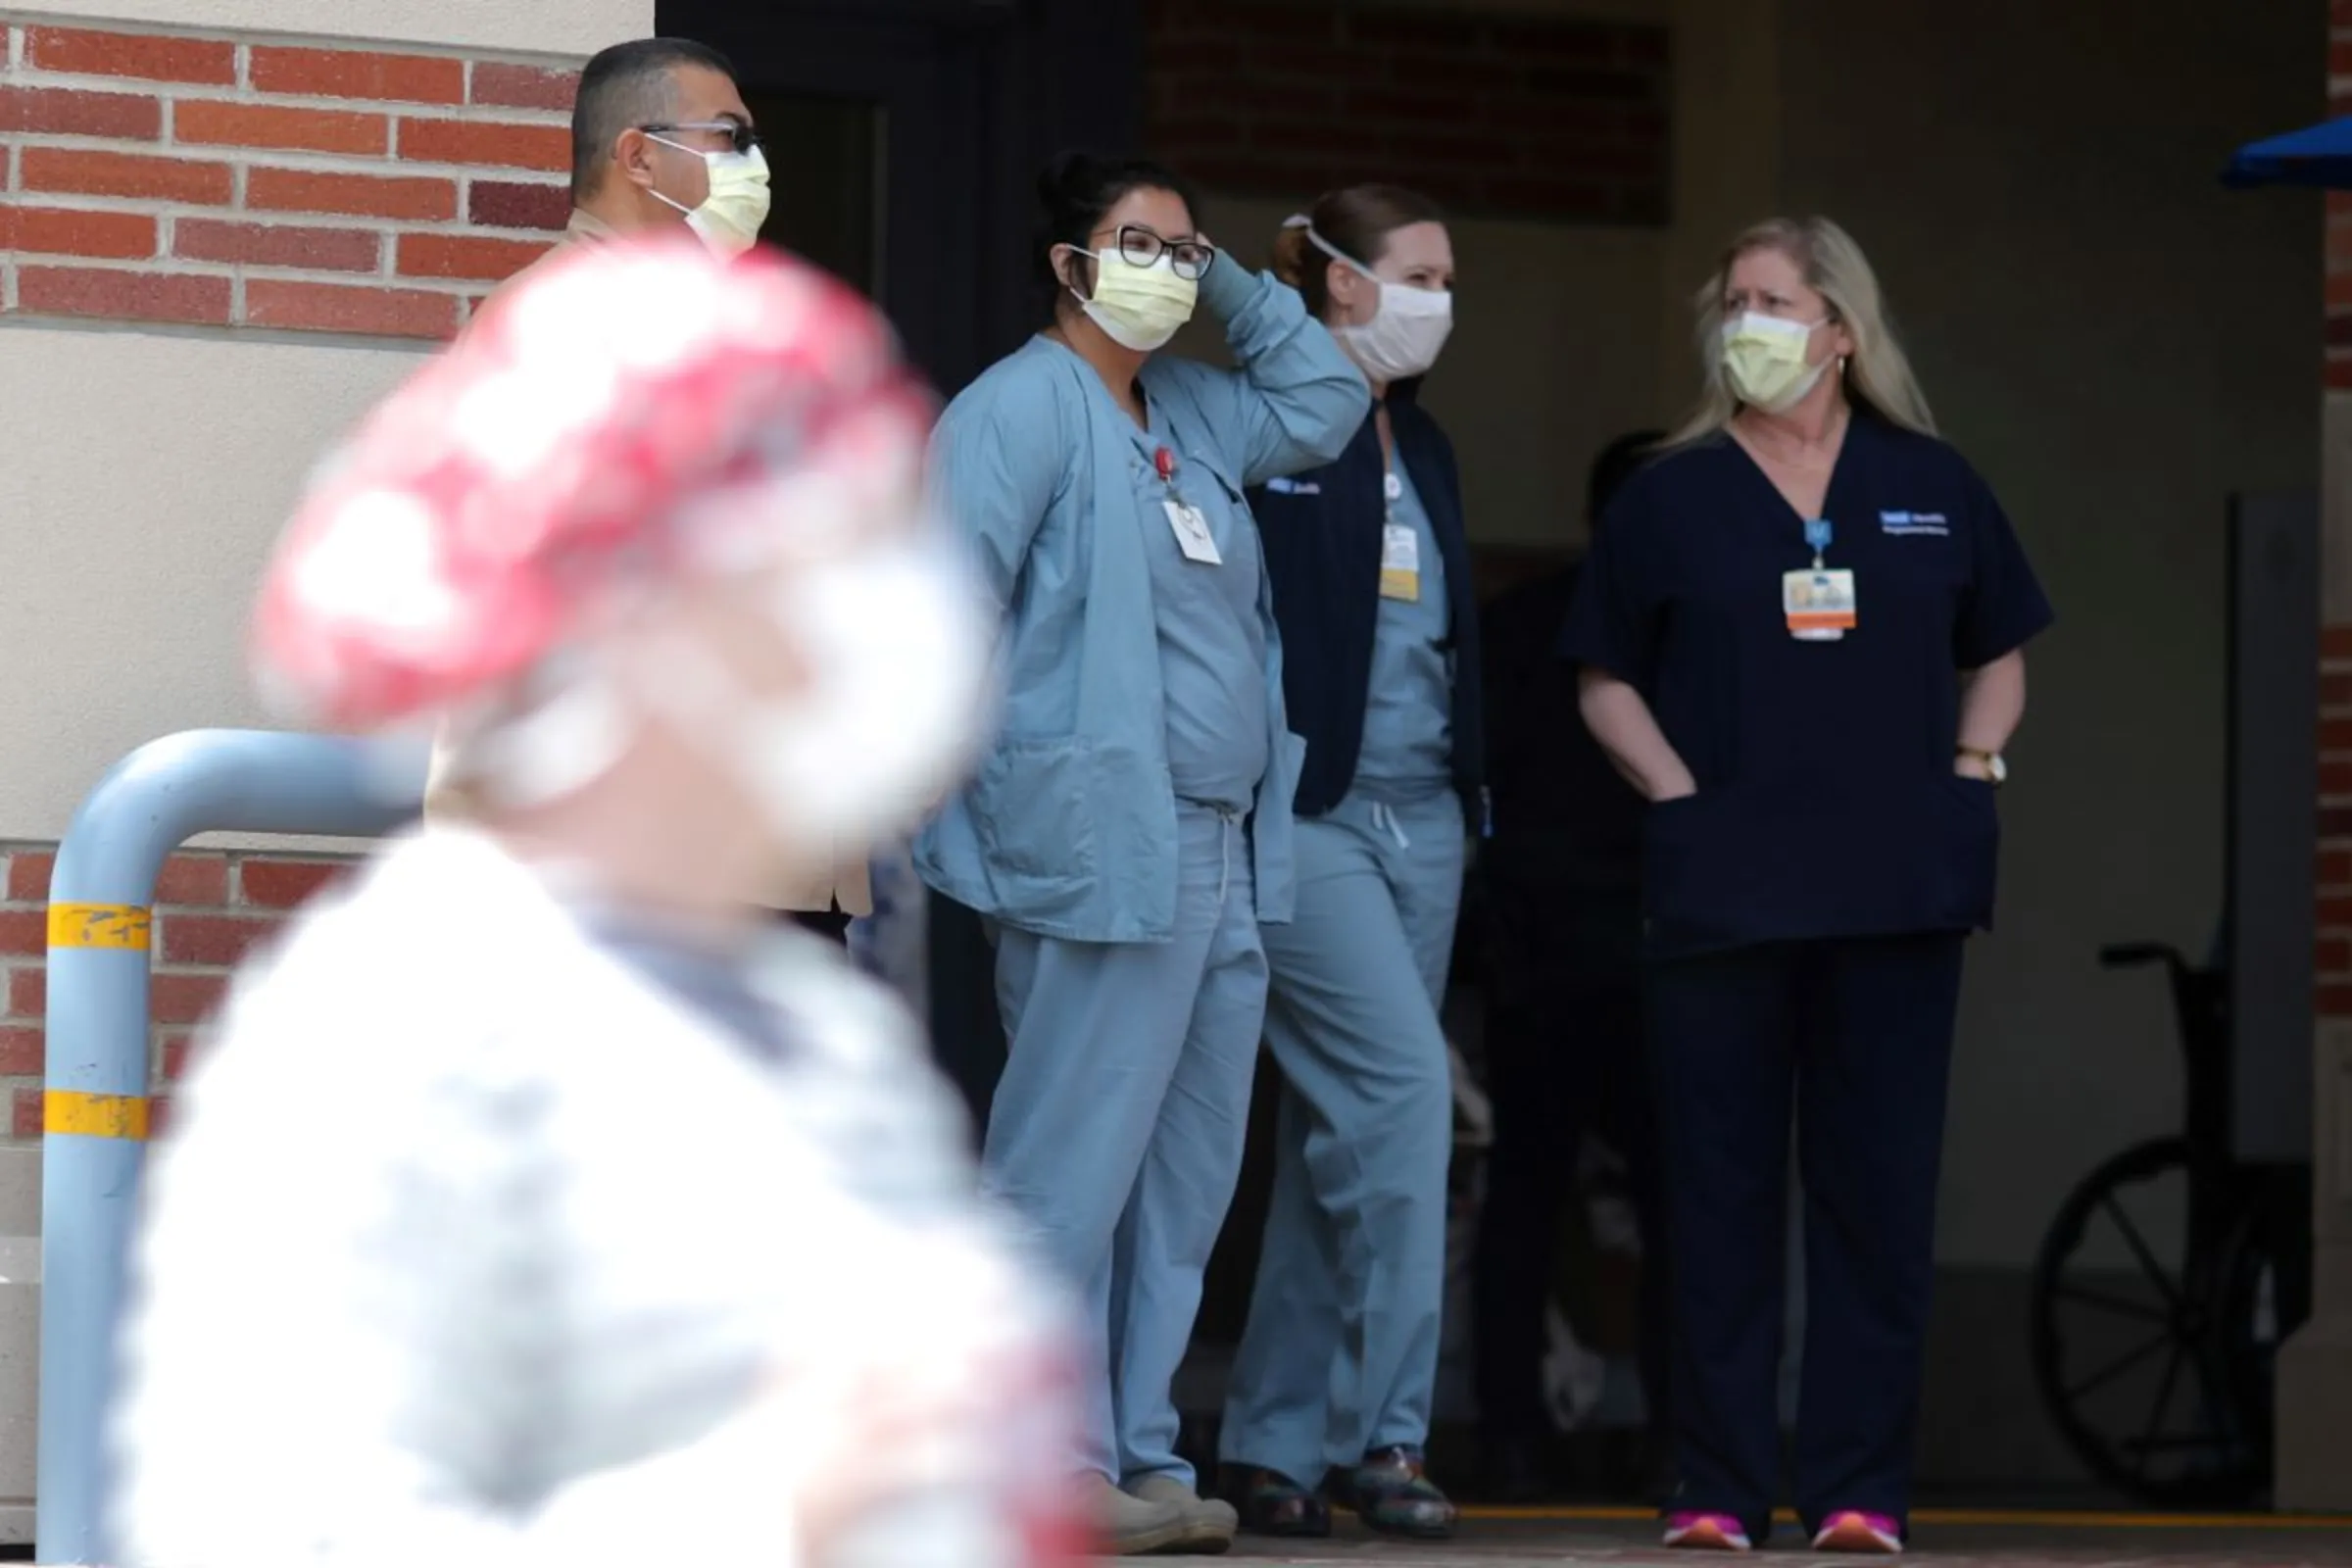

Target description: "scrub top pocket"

left=974, top=737, right=1100, bottom=885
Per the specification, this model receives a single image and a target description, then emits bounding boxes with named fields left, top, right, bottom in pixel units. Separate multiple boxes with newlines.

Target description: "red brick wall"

left=0, top=17, right=580, bottom=339
left=1145, top=0, right=1670, bottom=224
left=0, top=845, right=349, bottom=1142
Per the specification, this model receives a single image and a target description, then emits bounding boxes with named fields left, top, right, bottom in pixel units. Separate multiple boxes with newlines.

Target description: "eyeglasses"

left=642, top=120, right=762, bottom=156
left=1097, top=224, right=1217, bottom=281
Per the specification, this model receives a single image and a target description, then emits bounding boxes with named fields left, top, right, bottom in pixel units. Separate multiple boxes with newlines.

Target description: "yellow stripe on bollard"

left=44, top=1093, right=151, bottom=1142
left=47, top=904, right=151, bottom=952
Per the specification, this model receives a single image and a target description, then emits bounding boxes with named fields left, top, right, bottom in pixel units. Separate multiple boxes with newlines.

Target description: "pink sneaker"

left=1663, top=1511, right=1753, bottom=1551
left=1813, top=1511, right=1903, bottom=1553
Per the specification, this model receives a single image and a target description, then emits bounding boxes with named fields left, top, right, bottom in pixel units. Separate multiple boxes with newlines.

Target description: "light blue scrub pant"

left=1219, top=789, right=1466, bottom=1490
left=982, top=805, right=1267, bottom=1487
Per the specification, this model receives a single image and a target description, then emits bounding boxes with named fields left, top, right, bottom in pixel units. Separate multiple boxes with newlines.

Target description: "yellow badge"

left=1380, top=521, right=1421, bottom=602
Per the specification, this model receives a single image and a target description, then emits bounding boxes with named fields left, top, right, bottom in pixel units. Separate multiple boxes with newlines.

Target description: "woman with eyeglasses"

left=1212, top=185, right=1478, bottom=1544
left=918, top=150, right=1367, bottom=1557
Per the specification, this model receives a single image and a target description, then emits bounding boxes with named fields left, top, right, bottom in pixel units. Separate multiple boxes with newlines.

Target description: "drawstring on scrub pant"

left=1214, top=806, right=1242, bottom=906
left=1368, top=801, right=1412, bottom=852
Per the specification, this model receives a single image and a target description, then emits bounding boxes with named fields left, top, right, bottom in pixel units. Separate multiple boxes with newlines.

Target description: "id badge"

left=1784, top=567, right=1857, bottom=641
left=1164, top=499, right=1221, bottom=565
left=1379, top=521, right=1421, bottom=602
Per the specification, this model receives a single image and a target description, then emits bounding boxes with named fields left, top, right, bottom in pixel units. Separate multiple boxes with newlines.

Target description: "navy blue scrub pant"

left=1646, top=932, right=1964, bottom=1541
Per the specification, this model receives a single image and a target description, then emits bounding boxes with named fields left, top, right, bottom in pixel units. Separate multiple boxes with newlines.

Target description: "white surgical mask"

left=650, top=137, right=772, bottom=259
left=1070, top=248, right=1198, bottom=353
left=437, top=536, right=993, bottom=893
left=1721, top=311, right=1830, bottom=414
left=734, top=536, right=994, bottom=857
left=630, top=535, right=995, bottom=867
left=1298, top=220, right=1454, bottom=384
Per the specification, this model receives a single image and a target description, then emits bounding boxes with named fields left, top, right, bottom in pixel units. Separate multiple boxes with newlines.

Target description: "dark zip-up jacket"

left=1252, top=378, right=1487, bottom=827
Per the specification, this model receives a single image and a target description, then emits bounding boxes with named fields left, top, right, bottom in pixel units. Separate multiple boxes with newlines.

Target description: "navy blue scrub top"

left=1560, top=412, right=2053, bottom=958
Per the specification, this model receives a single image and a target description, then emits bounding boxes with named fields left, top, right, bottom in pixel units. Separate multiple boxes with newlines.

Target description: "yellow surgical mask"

left=651, top=139, right=772, bottom=259
left=1721, top=311, right=1828, bottom=414
left=1072, top=248, right=1198, bottom=353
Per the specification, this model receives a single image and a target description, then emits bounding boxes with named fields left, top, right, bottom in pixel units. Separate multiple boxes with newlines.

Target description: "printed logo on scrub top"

left=1880, top=510, right=1950, bottom=537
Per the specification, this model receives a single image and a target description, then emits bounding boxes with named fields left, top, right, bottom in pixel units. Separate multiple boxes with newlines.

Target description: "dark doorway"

left=656, top=0, right=1149, bottom=1125
left=655, top=0, right=1145, bottom=396
left=740, top=89, right=884, bottom=295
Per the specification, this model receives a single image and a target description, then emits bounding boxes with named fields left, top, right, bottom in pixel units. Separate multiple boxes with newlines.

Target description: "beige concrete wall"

left=19, top=0, right=647, bottom=57
left=0, top=0, right=653, bottom=844
left=0, top=326, right=431, bottom=840
left=1778, top=0, right=2322, bottom=1266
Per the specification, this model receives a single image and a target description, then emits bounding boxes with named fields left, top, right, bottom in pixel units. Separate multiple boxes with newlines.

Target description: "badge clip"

left=1804, top=516, right=1833, bottom=572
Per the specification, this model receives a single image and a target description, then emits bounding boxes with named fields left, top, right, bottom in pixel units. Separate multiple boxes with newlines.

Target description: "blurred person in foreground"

left=107, top=238, right=1089, bottom=1567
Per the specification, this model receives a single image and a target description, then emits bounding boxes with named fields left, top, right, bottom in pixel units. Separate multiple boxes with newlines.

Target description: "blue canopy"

left=2225, top=116, right=2352, bottom=189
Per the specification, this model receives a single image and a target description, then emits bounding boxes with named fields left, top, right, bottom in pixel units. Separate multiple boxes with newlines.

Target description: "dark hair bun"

left=1270, top=222, right=1316, bottom=290
left=1028, top=150, right=1202, bottom=320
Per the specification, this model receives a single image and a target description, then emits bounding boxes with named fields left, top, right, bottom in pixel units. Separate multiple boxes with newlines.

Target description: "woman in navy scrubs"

left=1215, top=184, right=1479, bottom=1542
left=1563, top=217, right=2051, bottom=1555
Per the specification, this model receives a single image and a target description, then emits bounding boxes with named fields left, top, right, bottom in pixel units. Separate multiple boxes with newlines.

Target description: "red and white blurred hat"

left=251, top=235, right=939, bottom=732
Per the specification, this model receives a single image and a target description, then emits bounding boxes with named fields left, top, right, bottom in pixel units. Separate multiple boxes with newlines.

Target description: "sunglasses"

left=642, top=120, right=763, bottom=156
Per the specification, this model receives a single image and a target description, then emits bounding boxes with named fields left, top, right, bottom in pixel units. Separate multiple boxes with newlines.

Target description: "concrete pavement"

left=1163, top=1509, right=2352, bottom=1566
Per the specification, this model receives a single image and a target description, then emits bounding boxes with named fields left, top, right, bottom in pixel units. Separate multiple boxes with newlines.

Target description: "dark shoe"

left=1339, top=1446, right=1458, bottom=1540
left=1216, top=1464, right=1331, bottom=1539
left=1481, top=1432, right=1550, bottom=1503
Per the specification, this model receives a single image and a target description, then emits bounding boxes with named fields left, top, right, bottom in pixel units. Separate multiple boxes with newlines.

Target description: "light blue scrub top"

left=1146, top=397, right=1270, bottom=812
left=915, top=260, right=1371, bottom=944
left=1352, top=459, right=1454, bottom=800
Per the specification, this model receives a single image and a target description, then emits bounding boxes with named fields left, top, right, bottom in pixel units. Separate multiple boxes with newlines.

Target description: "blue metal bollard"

left=37, top=730, right=418, bottom=1565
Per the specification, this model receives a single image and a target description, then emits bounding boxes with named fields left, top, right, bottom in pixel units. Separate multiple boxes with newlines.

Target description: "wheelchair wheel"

left=2029, top=1137, right=2265, bottom=1508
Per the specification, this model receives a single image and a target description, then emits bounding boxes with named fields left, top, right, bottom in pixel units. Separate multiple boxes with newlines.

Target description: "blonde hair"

left=1665, top=216, right=1936, bottom=448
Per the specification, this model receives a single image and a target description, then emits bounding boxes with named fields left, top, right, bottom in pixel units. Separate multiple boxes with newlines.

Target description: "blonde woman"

left=1561, top=218, right=2051, bottom=1555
